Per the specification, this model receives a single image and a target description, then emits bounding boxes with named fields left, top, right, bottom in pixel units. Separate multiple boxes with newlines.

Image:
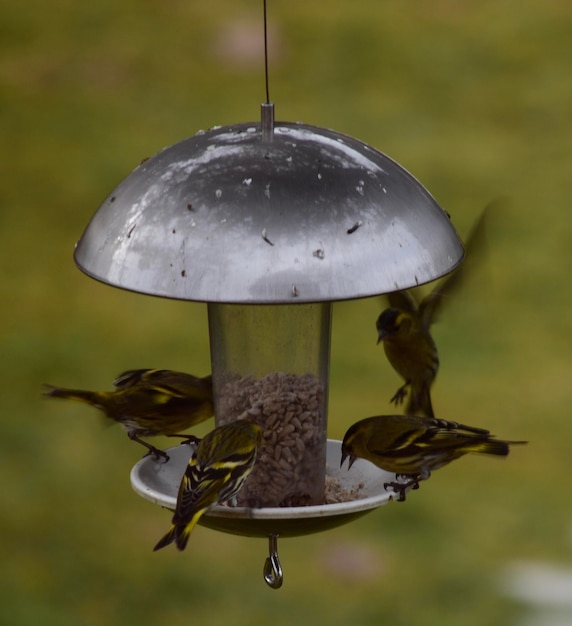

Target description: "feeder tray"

left=131, top=439, right=398, bottom=538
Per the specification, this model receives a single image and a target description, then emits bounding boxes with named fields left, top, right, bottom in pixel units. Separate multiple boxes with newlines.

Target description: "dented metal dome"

left=74, top=113, right=464, bottom=303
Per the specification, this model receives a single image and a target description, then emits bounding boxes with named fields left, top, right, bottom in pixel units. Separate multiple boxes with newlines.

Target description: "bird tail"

left=43, top=385, right=105, bottom=409
left=470, top=438, right=527, bottom=457
left=407, top=384, right=434, bottom=419
left=153, top=514, right=202, bottom=552
left=153, top=525, right=177, bottom=551
left=174, top=516, right=201, bottom=551
left=42, top=385, right=105, bottom=409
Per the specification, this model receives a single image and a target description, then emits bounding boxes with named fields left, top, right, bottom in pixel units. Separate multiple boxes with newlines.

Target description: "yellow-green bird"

left=43, top=368, right=213, bottom=459
left=154, top=420, right=262, bottom=551
left=341, top=414, right=526, bottom=501
left=376, top=205, right=492, bottom=418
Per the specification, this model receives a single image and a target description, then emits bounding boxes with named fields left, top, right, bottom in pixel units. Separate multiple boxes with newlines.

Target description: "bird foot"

left=144, top=446, right=170, bottom=463
left=384, top=475, right=421, bottom=502
left=390, top=386, right=408, bottom=406
left=129, top=431, right=170, bottom=463
left=179, top=435, right=200, bottom=446
left=167, top=434, right=201, bottom=446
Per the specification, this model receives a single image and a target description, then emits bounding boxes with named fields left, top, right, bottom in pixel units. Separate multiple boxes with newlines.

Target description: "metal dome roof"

left=75, top=115, right=463, bottom=303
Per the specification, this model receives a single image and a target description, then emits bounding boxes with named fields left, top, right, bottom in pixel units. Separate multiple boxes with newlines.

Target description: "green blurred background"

left=1, top=1, right=570, bottom=624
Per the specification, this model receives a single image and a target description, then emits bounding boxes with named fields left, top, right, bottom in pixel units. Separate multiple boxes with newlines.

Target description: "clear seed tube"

left=208, top=303, right=331, bottom=507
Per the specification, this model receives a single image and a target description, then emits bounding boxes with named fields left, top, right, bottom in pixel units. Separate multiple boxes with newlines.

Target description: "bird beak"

left=376, top=330, right=386, bottom=345
left=340, top=449, right=356, bottom=470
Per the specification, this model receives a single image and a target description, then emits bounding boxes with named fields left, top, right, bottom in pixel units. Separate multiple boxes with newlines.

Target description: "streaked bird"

left=376, top=204, right=492, bottom=418
left=153, top=420, right=262, bottom=551
left=43, top=368, right=213, bottom=459
left=341, top=414, right=526, bottom=501
left=376, top=304, right=439, bottom=418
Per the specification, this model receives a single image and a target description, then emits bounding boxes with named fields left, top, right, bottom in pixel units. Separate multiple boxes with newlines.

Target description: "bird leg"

left=390, top=383, right=409, bottom=406
left=384, top=474, right=422, bottom=502
left=128, top=431, right=169, bottom=462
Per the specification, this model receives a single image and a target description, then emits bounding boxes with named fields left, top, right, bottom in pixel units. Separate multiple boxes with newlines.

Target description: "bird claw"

left=384, top=475, right=421, bottom=502
left=145, top=447, right=170, bottom=463
left=164, top=433, right=201, bottom=446
left=384, top=481, right=408, bottom=501
left=390, top=386, right=408, bottom=406
left=179, top=435, right=200, bottom=446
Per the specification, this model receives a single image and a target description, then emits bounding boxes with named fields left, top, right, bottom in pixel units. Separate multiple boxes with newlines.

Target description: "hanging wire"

left=263, top=0, right=270, bottom=103
left=260, top=0, right=274, bottom=141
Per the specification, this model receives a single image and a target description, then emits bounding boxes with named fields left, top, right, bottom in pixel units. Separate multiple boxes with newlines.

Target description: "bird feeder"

left=75, top=103, right=463, bottom=587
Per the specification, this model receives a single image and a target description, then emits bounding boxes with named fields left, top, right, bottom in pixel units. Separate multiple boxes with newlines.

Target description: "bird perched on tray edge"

left=153, top=420, right=262, bottom=551
left=43, top=368, right=214, bottom=460
left=341, top=413, right=527, bottom=501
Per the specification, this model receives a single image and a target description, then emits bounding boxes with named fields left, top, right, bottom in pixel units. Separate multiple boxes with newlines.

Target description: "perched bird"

left=43, top=368, right=214, bottom=459
left=153, top=420, right=262, bottom=551
left=376, top=205, right=491, bottom=418
left=341, top=414, right=526, bottom=501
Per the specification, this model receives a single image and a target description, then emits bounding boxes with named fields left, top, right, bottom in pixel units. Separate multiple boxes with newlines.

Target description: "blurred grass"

left=1, top=0, right=570, bottom=624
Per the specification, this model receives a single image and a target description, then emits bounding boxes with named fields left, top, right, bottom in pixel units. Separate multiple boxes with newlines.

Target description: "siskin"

left=153, top=420, right=262, bottom=551
left=43, top=368, right=213, bottom=459
left=341, top=414, right=526, bottom=501
left=376, top=205, right=491, bottom=418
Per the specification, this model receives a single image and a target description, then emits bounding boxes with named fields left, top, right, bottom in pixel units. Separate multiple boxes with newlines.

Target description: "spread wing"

left=418, top=199, right=501, bottom=328
left=383, top=289, right=419, bottom=314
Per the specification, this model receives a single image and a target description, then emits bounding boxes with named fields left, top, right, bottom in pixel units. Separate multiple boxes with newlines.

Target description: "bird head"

left=376, top=308, right=407, bottom=343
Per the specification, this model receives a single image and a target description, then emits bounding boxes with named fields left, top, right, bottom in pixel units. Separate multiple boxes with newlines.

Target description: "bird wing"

left=385, top=290, right=419, bottom=314
left=419, top=418, right=491, bottom=450
left=367, top=417, right=430, bottom=455
left=113, top=368, right=212, bottom=399
left=173, top=463, right=230, bottom=524
left=147, top=371, right=212, bottom=399
left=112, top=369, right=153, bottom=388
left=417, top=201, right=495, bottom=329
